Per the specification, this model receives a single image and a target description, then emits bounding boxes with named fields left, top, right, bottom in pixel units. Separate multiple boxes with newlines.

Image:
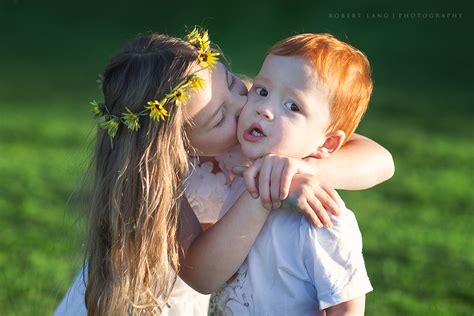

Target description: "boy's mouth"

left=243, top=123, right=266, bottom=142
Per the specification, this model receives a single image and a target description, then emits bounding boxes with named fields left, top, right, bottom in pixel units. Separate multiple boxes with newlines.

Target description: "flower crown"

left=90, top=27, right=220, bottom=139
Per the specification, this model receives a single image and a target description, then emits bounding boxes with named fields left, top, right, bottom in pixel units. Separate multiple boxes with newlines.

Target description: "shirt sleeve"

left=54, top=266, right=88, bottom=316
left=301, top=206, right=373, bottom=310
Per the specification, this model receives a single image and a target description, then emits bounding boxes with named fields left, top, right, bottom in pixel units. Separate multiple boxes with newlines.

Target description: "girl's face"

left=185, top=63, right=248, bottom=157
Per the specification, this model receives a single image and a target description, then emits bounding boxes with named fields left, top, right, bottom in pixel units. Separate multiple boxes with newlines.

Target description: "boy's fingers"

left=242, top=160, right=262, bottom=198
left=270, top=160, right=285, bottom=209
left=307, top=196, right=333, bottom=228
left=279, top=164, right=296, bottom=200
left=258, top=162, right=273, bottom=210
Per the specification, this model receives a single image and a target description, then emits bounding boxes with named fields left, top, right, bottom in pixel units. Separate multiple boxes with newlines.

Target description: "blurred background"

left=0, top=0, right=472, bottom=315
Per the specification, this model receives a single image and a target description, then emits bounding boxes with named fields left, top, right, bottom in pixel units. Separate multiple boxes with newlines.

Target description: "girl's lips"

left=243, top=123, right=266, bottom=142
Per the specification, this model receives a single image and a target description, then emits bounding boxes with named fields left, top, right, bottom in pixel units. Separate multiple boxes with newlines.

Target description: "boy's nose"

left=256, top=106, right=274, bottom=121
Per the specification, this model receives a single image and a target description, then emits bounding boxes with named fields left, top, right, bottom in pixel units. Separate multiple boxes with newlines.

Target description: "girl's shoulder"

left=186, top=159, right=229, bottom=224
left=185, top=146, right=249, bottom=224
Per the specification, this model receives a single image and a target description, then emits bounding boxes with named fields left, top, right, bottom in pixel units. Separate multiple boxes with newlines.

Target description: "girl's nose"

left=230, top=82, right=249, bottom=117
left=233, top=94, right=247, bottom=117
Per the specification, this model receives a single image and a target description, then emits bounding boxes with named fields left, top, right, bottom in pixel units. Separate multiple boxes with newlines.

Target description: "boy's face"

left=238, top=54, right=331, bottom=160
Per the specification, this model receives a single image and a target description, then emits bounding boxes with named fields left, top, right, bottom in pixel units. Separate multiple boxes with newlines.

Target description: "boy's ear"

left=311, top=130, right=346, bottom=159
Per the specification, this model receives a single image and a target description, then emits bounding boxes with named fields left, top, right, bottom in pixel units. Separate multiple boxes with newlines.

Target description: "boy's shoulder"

left=264, top=202, right=372, bottom=310
left=267, top=200, right=362, bottom=248
left=254, top=200, right=364, bottom=277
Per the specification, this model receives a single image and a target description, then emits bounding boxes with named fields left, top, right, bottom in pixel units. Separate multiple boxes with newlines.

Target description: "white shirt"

left=210, top=182, right=373, bottom=316
left=54, top=149, right=248, bottom=316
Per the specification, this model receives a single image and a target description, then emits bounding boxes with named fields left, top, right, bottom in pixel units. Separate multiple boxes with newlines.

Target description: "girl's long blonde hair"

left=85, top=34, right=197, bottom=315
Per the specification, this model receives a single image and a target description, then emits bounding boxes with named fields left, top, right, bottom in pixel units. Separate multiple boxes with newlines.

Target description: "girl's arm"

left=304, top=133, right=394, bottom=190
left=240, top=133, right=394, bottom=210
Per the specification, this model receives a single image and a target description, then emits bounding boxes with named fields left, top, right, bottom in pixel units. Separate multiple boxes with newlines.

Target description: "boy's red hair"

left=269, top=33, right=373, bottom=142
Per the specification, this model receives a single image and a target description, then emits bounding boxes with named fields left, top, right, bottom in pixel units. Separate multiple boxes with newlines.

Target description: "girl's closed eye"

left=284, top=101, right=300, bottom=112
left=226, top=70, right=236, bottom=89
left=228, top=73, right=236, bottom=89
left=214, top=110, right=226, bottom=128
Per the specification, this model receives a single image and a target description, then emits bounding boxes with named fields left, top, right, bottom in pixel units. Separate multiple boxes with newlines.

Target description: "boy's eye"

left=255, top=87, right=268, bottom=97
left=284, top=101, right=300, bottom=112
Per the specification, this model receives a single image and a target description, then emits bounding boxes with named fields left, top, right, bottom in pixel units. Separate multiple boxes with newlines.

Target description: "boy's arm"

left=179, top=190, right=270, bottom=294
left=179, top=173, right=344, bottom=294
left=325, top=295, right=366, bottom=316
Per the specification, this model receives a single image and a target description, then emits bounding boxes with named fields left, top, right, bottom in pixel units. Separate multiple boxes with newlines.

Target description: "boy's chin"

left=241, top=146, right=265, bottom=161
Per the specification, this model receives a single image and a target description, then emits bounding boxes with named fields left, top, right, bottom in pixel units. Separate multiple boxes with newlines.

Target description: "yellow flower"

left=198, top=30, right=210, bottom=51
left=186, top=27, right=201, bottom=46
left=153, top=106, right=168, bottom=121
left=122, top=108, right=140, bottom=131
left=189, top=75, right=206, bottom=92
left=100, top=118, right=119, bottom=138
left=168, top=87, right=189, bottom=107
left=146, top=100, right=162, bottom=107
left=198, top=49, right=220, bottom=69
left=146, top=100, right=168, bottom=121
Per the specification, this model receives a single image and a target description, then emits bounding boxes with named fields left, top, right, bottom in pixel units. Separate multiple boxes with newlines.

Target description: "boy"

left=210, top=33, right=374, bottom=315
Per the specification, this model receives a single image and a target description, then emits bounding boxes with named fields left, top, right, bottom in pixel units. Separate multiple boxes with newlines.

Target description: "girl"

left=55, top=30, right=393, bottom=315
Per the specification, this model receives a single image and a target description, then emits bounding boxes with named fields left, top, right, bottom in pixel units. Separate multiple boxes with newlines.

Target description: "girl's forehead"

left=184, top=62, right=227, bottom=128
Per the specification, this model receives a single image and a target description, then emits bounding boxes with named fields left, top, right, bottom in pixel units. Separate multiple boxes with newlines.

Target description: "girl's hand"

left=282, top=173, right=341, bottom=228
left=233, top=154, right=315, bottom=209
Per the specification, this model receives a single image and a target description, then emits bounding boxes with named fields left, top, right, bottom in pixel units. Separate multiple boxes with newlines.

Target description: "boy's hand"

left=282, top=174, right=341, bottom=228
left=232, top=154, right=341, bottom=228
left=233, top=154, right=315, bottom=210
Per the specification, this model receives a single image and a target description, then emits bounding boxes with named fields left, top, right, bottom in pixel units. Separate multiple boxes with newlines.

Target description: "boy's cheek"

left=236, top=118, right=245, bottom=135
left=242, top=95, right=257, bottom=112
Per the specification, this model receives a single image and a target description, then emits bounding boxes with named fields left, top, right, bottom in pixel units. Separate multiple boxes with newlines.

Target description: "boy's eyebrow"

left=256, top=75, right=304, bottom=99
left=286, top=86, right=306, bottom=103
left=254, top=75, right=272, bottom=84
left=286, top=87, right=309, bottom=113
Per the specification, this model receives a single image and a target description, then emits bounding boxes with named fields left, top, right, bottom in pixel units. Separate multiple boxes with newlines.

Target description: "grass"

left=1, top=89, right=472, bottom=316
left=341, top=90, right=474, bottom=315
left=0, top=0, right=473, bottom=314
left=0, top=103, right=92, bottom=314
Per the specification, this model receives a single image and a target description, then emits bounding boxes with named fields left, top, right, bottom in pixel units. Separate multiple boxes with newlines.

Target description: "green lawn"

left=0, top=103, right=91, bottom=314
left=342, top=88, right=474, bottom=315
left=0, top=0, right=472, bottom=315
left=1, top=88, right=472, bottom=316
